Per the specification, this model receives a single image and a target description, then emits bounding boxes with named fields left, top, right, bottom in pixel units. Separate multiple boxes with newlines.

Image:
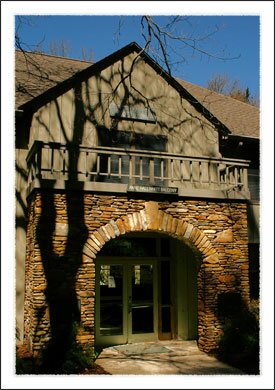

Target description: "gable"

left=28, top=49, right=223, bottom=159
left=18, top=42, right=229, bottom=136
left=16, top=43, right=259, bottom=139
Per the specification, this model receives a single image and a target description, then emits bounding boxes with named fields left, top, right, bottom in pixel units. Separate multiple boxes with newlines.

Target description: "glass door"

left=99, top=264, right=124, bottom=336
left=96, top=263, right=127, bottom=346
left=95, top=260, right=158, bottom=347
left=128, top=262, right=158, bottom=342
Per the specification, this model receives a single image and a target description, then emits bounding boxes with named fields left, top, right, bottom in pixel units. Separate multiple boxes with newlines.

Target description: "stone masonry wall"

left=24, top=189, right=250, bottom=354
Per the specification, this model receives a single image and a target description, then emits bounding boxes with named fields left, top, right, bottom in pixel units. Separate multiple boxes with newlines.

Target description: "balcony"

left=26, top=141, right=250, bottom=200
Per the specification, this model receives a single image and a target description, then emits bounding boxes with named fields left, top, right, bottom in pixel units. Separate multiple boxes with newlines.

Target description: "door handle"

left=128, top=296, right=132, bottom=313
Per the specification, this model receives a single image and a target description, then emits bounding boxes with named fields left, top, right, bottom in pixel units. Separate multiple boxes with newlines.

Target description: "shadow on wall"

left=36, top=190, right=88, bottom=373
left=34, top=84, right=89, bottom=373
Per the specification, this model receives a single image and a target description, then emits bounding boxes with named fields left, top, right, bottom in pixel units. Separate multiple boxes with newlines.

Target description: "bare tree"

left=207, top=74, right=230, bottom=94
left=48, top=39, right=71, bottom=57
left=207, top=73, right=259, bottom=106
left=81, top=47, right=94, bottom=62
left=16, top=15, right=241, bottom=78
left=114, top=16, right=240, bottom=76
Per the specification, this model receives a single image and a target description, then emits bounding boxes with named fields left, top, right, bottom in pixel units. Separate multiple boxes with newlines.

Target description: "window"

left=98, top=236, right=170, bottom=257
left=98, top=237, right=157, bottom=257
left=97, top=129, right=167, bottom=185
left=109, top=102, right=156, bottom=123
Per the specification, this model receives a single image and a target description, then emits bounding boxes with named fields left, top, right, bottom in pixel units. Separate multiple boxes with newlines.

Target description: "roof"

left=177, top=79, right=259, bottom=139
left=15, top=50, right=92, bottom=108
left=15, top=44, right=259, bottom=139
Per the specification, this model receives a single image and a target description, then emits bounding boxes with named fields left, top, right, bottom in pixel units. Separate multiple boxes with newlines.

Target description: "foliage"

left=57, top=342, right=98, bottom=375
left=217, top=298, right=260, bottom=374
left=16, top=322, right=98, bottom=374
left=16, top=345, right=98, bottom=375
left=16, top=356, right=35, bottom=375
left=207, top=73, right=259, bottom=106
left=248, top=298, right=260, bottom=322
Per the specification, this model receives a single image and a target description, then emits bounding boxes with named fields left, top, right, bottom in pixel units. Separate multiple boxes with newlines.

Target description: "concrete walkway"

left=95, top=340, right=244, bottom=375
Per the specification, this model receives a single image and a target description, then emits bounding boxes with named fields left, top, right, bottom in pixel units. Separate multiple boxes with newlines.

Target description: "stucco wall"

left=28, top=53, right=220, bottom=159
left=24, top=189, right=249, bottom=354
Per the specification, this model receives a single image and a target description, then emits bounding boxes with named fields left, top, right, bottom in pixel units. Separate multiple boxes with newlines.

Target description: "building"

left=15, top=42, right=260, bottom=354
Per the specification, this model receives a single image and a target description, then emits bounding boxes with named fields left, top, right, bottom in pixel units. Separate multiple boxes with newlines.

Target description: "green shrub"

left=16, top=321, right=98, bottom=374
left=217, top=299, right=260, bottom=374
left=37, top=321, right=98, bottom=374
left=60, top=342, right=97, bottom=374
left=16, top=356, right=34, bottom=374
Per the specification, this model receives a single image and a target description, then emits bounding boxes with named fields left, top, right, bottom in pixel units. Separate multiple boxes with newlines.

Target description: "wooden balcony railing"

left=26, top=141, right=250, bottom=197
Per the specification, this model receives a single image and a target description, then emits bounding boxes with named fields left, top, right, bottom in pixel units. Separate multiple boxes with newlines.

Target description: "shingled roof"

left=15, top=48, right=259, bottom=139
left=177, top=79, right=259, bottom=139
left=15, top=50, right=92, bottom=108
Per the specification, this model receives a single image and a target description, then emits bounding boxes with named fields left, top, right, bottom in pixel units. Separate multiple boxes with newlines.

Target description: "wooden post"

left=149, top=158, right=155, bottom=185
left=118, top=156, right=122, bottom=180
left=242, top=168, right=249, bottom=191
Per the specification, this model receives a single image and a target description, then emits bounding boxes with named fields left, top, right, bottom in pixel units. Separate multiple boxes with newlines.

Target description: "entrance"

left=95, top=235, right=173, bottom=347
left=95, top=260, right=157, bottom=346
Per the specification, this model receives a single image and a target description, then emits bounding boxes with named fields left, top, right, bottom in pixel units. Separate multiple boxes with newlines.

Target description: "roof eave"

left=17, top=42, right=141, bottom=113
left=17, top=41, right=231, bottom=135
left=227, top=134, right=259, bottom=141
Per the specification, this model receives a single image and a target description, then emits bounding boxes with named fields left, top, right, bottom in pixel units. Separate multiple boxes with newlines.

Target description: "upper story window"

left=98, top=129, right=167, bottom=185
left=109, top=102, right=156, bottom=124
left=98, top=128, right=166, bottom=152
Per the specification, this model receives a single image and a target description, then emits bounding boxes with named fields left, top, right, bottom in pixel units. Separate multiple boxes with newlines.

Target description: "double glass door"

left=95, top=260, right=158, bottom=346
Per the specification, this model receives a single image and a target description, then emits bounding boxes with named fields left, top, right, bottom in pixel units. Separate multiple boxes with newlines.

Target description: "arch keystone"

left=161, top=213, right=169, bottom=231
left=140, top=209, right=148, bottom=230
left=145, top=201, right=159, bottom=229
left=157, top=211, right=165, bottom=230
left=166, top=214, right=173, bottom=233
left=132, top=212, right=142, bottom=231
left=128, top=214, right=135, bottom=231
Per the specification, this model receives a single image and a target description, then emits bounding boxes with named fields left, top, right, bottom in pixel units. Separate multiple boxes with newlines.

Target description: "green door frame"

left=95, top=258, right=159, bottom=347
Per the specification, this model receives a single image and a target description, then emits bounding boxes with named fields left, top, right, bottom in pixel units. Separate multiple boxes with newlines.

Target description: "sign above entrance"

left=127, top=184, right=178, bottom=195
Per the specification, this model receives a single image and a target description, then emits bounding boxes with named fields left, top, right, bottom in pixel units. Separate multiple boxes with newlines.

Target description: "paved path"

left=95, top=340, right=244, bottom=375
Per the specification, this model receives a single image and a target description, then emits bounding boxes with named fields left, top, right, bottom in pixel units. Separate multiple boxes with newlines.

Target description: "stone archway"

left=78, top=201, right=221, bottom=352
left=83, top=201, right=219, bottom=263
